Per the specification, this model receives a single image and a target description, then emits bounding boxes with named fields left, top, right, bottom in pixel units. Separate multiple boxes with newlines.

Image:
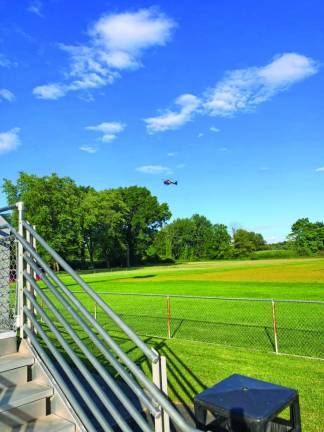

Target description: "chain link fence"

left=73, top=291, right=324, bottom=359
left=0, top=234, right=17, bottom=331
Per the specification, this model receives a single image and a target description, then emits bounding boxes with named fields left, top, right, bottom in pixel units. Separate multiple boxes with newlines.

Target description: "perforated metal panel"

left=0, top=229, right=17, bottom=331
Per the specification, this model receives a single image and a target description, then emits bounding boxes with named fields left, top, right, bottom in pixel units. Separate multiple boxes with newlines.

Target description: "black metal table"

left=194, top=374, right=301, bottom=432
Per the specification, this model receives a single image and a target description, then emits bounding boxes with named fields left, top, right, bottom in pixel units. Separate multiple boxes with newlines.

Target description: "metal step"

left=0, top=335, right=17, bottom=357
left=0, top=353, right=34, bottom=388
left=0, top=353, right=34, bottom=374
left=12, top=414, right=76, bottom=432
left=0, top=382, right=53, bottom=413
left=0, top=399, right=47, bottom=431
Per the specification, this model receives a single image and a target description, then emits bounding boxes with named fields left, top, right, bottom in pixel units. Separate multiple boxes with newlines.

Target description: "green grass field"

left=59, top=257, right=324, bottom=358
left=42, top=258, right=323, bottom=431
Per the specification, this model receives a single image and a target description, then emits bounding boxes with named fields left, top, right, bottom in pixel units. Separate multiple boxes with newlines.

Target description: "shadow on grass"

left=264, top=326, right=275, bottom=351
left=64, top=274, right=158, bottom=288
left=159, top=341, right=206, bottom=421
left=36, top=327, right=206, bottom=428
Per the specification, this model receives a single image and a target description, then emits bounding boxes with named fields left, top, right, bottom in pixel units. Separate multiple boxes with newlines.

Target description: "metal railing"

left=72, top=291, right=324, bottom=360
left=0, top=203, right=201, bottom=432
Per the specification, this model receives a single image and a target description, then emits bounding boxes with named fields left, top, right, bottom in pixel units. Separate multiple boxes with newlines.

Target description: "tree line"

left=3, top=172, right=323, bottom=269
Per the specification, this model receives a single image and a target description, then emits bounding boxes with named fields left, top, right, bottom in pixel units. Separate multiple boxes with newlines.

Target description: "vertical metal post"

left=25, top=228, right=32, bottom=330
left=152, top=354, right=170, bottom=432
left=94, top=302, right=97, bottom=320
left=25, top=223, right=37, bottom=331
left=17, top=201, right=24, bottom=338
left=32, top=226, right=37, bottom=279
left=167, top=296, right=171, bottom=339
left=272, top=300, right=279, bottom=354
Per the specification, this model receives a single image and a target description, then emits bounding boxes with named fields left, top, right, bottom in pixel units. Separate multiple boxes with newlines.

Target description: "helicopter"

left=163, top=179, right=178, bottom=186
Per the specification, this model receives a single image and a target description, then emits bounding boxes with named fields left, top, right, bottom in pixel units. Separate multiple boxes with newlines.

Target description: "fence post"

left=166, top=296, right=171, bottom=339
left=271, top=300, right=279, bottom=354
left=17, top=202, right=24, bottom=338
left=152, top=354, right=170, bottom=432
left=94, top=302, right=97, bottom=320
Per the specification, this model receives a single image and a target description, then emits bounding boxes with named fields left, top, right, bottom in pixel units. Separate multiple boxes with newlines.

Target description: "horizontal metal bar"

left=21, top=258, right=199, bottom=431
left=23, top=220, right=158, bottom=363
left=14, top=228, right=156, bottom=373
left=24, top=258, right=159, bottom=416
left=0, top=204, right=17, bottom=213
left=72, top=291, right=324, bottom=305
left=23, top=325, right=99, bottom=432
left=24, top=268, right=158, bottom=428
left=24, top=290, right=138, bottom=432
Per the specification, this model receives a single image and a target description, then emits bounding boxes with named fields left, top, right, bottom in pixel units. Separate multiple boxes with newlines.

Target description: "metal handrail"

left=22, top=220, right=158, bottom=363
left=21, top=251, right=199, bottom=431
left=24, top=288, right=146, bottom=432
left=0, top=204, right=17, bottom=213
left=2, top=219, right=201, bottom=432
left=23, top=248, right=161, bottom=404
left=24, top=271, right=157, bottom=430
left=23, top=325, right=100, bottom=432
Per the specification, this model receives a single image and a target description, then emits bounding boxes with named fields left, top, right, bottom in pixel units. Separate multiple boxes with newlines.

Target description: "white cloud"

left=205, top=53, right=318, bottom=116
left=315, top=167, right=324, bottom=172
left=197, top=133, right=204, bottom=138
left=33, top=83, right=66, bottom=100
left=86, top=122, right=125, bottom=133
left=100, top=134, right=117, bottom=142
left=176, top=163, right=185, bottom=169
left=167, top=152, right=176, bottom=157
left=145, top=94, right=200, bottom=133
left=0, top=89, right=15, bottom=102
left=0, top=128, right=21, bottom=154
left=85, top=121, right=125, bottom=142
left=218, top=147, right=228, bottom=152
left=136, top=165, right=172, bottom=174
left=90, top=8, right=175, bottom=54
left=210, top=126, right=220, bottom=132
left=0, top=53, right=16, bottom=68
left=146, top=53, right=318, bottom=133
left=80, top=146, right=97, bottom=153
left=33, top=8, right=176, bottom=99
left=259, top=53, right=318, bottom=85
left=28, top=1, right=43, bottom=17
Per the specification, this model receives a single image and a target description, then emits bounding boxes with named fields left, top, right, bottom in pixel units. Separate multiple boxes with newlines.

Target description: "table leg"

left=290, top=397, right=302, bottom=432
left=194, top=402, right=207, bottom=429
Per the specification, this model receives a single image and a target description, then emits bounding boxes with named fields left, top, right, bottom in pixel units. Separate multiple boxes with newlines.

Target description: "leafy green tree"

left=288, top=218, right=324, bottom=255
left=3, top=172, right=82, bottom=263
left=117, top=186, right=171, bottom=266
left=233, top=229, right=266, bottom=257
left=212, top=224, right=233, bottom=259
left=95, top=190, right=127, bottom=268
left=2, top=174, right=171, bottom=268
left=154, top=215, right=232, bottom=261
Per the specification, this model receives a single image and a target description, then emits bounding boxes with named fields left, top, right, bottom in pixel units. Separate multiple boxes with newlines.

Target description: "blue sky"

left=1, top=0, right=323, bottom=242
